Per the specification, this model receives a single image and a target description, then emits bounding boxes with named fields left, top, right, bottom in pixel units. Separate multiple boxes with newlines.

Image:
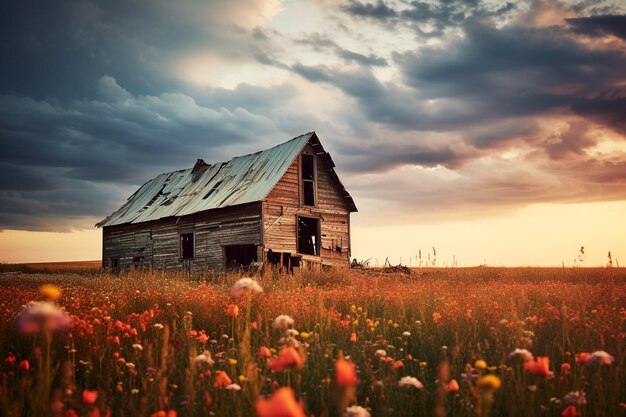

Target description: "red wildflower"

left=562, top=405, right=579, bottom=417
left=18, top=360, right=29, bottom=371
left=335, top=356, right=358, bottom=386
left=576, top=352, right=589, bottom=364
left=560, top=363, right=571, bottom=376
left=392, top=360, right=404, bottom=370
left=82, top=389, right=99, bottom=405
left=214, top=371, right=232, bottom=389
left=525, top=357, right=550, bottom=377
left=256, top=387, right=306, bottom=417
left=259, top=346, right=272, bottom=358
left=270, top=347, right=303, bottom=372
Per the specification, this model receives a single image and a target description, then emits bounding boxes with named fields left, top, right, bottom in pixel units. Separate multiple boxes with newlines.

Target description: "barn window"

left=301, top=154, right=316, bottom=206
left=180, top=233, right=194, bottom=259
left=224, top=244, right=258, bottom=268
left=298, top=216, right=319, bottom=256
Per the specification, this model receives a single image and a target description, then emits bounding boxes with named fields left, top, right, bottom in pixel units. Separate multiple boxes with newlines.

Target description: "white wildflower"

left=194, top=350, right=215, bottom=366
left=375, top=349, right=387, bottom=358
left=272, top=315, right=295, bottom=329
left=230, top=278, right=263, bottom=298
left=286, top=329, right=300, bottom=337
left=398, top=376, right=424, bottom=389
left=586, top=351, right=614, bottom=366
left=154, top=323, right=164, bottom=330
left=16, top=301, right=70, bottom=335
left=132, top=344, right=143, bottom=351
left=403, top=331, right=411, bottom=337
left=508, top=348, right=533, bottom=361
left=225, top=383, right=241, bottom=391
left=345, top=405, right=371, bottom=417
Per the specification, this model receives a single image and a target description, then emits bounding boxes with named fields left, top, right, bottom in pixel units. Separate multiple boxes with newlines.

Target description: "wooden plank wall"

left=102, top=203, right=262, bottom=272
left=263, top=144, right=351, bottom=267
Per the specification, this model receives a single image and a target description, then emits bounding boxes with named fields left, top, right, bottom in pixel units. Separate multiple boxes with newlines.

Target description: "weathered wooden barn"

left=96, top=132, right=357, bottom=272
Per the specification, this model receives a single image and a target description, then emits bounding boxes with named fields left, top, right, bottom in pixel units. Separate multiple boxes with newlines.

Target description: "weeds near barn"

left=0, top=267, right=624, bottom=417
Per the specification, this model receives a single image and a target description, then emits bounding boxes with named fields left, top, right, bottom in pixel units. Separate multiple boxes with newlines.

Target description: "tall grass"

left=0, top=267, right=624, bottom=416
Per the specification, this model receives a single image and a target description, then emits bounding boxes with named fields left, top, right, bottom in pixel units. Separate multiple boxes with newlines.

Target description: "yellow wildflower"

left=228, top=358, right=237, bottom=365
left=475, top=359, right=487, bottom=370
left=477, top=375, right=501, bottom=391
left=39, top=284, right=62, bottom=301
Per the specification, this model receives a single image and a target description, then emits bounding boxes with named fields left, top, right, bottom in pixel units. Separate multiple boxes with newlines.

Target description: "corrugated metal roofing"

left=97, top=132, right=316, bottom=227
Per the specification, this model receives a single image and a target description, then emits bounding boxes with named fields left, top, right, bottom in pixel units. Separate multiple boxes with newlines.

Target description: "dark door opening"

left=180, top=233, right=194, bottom=259
left=224, top=244, right=258, bottom=268
left=298, top=216, right=320, bottom=255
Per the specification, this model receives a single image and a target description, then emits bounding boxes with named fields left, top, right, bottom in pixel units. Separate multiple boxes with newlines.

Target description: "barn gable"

left=97, top=132, right=355, bottom=228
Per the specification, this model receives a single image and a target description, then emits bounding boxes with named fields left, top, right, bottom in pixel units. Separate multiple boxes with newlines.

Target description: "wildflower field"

left=0, top=267, right=624, bottom=417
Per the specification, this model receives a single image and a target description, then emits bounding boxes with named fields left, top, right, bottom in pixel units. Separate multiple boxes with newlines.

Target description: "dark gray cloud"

left=340, top=0, right=517, bottom=36
left=2, top=0, right=626, bottom=232
left=341, top=0, right=398, bottom=20
left=295, top=33, right=388, bottom=67
left=0, top=77, right=309, bottom=231
left=567, top=14, right=626, bottom=39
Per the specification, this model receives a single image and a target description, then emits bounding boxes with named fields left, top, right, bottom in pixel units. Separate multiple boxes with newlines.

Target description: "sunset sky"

left=1, top=0, right=626, bottom=266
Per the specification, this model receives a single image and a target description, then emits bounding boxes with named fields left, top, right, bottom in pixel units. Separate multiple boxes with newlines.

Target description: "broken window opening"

left=301, top=154, right=316, bottom=206
left=298, top=216, right=320, bottom=256
left=224, top=244, right=258, bottom=268
left=180, top=233, right=194, bottom=259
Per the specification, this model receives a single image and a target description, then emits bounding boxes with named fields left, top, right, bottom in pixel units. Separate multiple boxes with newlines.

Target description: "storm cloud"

left=1, top=0, right=626, bottom=230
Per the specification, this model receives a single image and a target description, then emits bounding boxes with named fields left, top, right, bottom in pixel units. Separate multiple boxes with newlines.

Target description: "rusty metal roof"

left=96, top=132, right=355, bottom=228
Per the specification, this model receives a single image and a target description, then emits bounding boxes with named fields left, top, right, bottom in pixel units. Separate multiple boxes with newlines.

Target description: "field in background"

left=0, top=267, right=624, bottom=417
left=0, top=260, right=101, bottom=273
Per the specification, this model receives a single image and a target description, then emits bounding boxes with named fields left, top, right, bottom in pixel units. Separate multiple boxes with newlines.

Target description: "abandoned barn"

left=96, top=132, right=357, bottom=272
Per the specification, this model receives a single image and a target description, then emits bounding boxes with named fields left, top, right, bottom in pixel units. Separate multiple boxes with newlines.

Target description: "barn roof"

left=96, top=132, right=356, bottom=228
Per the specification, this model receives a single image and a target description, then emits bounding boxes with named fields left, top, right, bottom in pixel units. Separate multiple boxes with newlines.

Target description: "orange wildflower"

left=576, top=352, right=589, bottom=364
left=214, top=371, right=232, bottom=388
left=270, top=347, right=303, bottom=372
left=82, top=389, right=99, bottom=405
left=525, top=357, right=550, bottom=377
left=446, top=379, right=460, bottom=392
left=256, top=387, right=306, bottom=417
left=335, top=356, right=358, bottom=386
left=350, top=332, right=357, bottom=343
left=560, top=363, right=571, bottom=376
left=392, top=360, right=404, bottom=370
left=226, top=304, right=239, bottom=317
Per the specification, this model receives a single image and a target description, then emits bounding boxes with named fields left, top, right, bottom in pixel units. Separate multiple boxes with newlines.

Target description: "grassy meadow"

left=0, top=267, right=624, bottom=417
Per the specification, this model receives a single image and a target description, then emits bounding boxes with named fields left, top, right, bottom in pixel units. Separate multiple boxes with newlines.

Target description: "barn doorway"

left=224, top=244, right=258, bottom=268
left=297, top=216, right=319, bottom=255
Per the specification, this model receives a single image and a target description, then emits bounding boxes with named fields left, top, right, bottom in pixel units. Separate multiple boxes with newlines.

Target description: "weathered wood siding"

left=102, top=203, right=262, bottom=272
left=263, top=145, right=351, bottom=267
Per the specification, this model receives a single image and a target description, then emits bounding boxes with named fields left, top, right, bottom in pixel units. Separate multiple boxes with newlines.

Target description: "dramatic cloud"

left=1, top=0, right=626, bottom=231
